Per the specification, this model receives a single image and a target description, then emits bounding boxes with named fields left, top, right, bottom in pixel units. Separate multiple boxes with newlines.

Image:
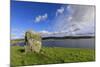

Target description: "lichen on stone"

left=25, top=30, right=42, bottom=53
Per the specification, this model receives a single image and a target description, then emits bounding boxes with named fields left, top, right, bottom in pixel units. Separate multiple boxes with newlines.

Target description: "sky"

left=11, top=0, right=95, bottom=39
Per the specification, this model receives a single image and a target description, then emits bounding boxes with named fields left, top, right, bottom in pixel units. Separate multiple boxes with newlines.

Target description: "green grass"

left=11, top=46, right=95, bottom=67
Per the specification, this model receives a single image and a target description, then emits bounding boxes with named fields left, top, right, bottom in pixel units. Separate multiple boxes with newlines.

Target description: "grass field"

left=11, top=46, right=95, bottom=67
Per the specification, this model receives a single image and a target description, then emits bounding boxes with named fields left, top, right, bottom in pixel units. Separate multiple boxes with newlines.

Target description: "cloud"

left=53, top=5, right=95, bottom=36
left=68, top=5, right=95, bottom=23
left=34, top=13, right=48, bottom=23
left=39, top=30, right=50, bottom=34
left=39, top=30, right=52, bottom=37
left=56, top=7, right=65, bottom=16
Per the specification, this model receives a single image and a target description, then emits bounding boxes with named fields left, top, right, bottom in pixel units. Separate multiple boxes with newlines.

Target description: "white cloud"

left=35, top=16, right=42, bottom=22
left=34, top=13, right=48, bottom=23
left=39, top=30, right=50, bottom=34
left=42, top=13, right=48, bottom=19
left=39, top=30, right=52, bottom=37
left=53, top=5, right=95, bottom=36
left=56, top=7, right=64, bottom=16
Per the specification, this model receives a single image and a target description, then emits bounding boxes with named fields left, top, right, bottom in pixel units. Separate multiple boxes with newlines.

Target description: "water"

left=42, top=38, right=95, bottom=49
left=12, top=38, right=95, bottom=49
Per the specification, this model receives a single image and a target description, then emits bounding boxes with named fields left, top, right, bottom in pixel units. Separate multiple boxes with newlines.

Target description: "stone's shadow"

left=19, top=49, right=25, bottom=53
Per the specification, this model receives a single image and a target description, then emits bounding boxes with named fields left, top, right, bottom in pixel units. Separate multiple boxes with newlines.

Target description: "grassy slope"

left=11, top=46, right=95, bottom=67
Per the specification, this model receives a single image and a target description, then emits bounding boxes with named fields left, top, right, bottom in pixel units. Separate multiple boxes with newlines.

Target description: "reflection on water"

left=12, top=38, right=95, bottom=49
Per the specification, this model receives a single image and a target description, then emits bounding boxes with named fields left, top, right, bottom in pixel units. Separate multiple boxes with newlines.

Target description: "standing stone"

left=25, top=30, right=42, bottom=53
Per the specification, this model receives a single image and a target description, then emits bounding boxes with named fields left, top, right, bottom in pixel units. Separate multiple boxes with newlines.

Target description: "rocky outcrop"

left=25, top=30, right=42, bottom=53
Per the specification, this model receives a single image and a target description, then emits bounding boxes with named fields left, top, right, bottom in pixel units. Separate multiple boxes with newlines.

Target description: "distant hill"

left=11, top=36, right=95, bottom=41
left=42, top=36, right=95, bottom=40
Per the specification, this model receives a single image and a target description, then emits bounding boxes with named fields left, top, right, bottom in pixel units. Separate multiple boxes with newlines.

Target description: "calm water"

left=12, top=38, right=95, bottom=49
left=42, top=38, right=95, bottom=49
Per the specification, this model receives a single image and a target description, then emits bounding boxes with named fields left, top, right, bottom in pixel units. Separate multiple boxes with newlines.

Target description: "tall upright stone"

left=25, top=30, right=42, bottom=53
